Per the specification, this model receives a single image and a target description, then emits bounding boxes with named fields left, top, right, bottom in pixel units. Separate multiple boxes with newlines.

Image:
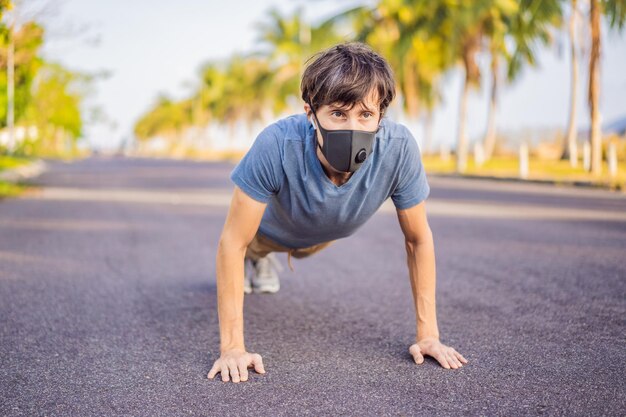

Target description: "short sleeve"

left=229, top=124, right=284, bottom=203
left=391, top=127, right=430, bottom=210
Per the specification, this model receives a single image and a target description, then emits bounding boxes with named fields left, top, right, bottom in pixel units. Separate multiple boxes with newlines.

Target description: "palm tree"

left=198, top=62, right=227, bottom=124
left=482, top=0, right=562, bottom=162
left=375, top=1, right=451, bottom=130
left=589, top=0, right=602, bottom=175
left=334, top=0, right=565, bottom=167
left=562, top=0, right=581, bottom=167
left=256, top=8, right=304, bottom=112
left=331, top=1, right=452, bottom=154
left=354, top=0, right=482, bottom=172
left=134, top=95, right=192, bottom=142
left=481, top=1, right=519, bottom=162
left=221, top=55, right=274, bottom=131
left=588, top=0, right=625, bottom=175
left=256, top=7, right=342, bottom=114
left=395, top=0, right=495, bottom=173
left=444, top=1, right=492, bottom=173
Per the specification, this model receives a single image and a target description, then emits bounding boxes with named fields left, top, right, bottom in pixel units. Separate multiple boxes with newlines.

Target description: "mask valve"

left=355, top=149, right=367, bottom=164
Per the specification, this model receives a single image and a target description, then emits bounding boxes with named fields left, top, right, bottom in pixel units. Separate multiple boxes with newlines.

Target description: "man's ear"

left=304, top=103, right=316, bottom=128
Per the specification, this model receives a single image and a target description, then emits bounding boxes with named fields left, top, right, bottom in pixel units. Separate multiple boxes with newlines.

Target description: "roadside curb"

left=428, top=172, right=624, bottom=193
left=0, top=159, right=47, bottom=183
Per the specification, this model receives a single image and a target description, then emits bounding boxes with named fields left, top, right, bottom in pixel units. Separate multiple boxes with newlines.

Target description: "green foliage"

left=0, top=0, right=10, bottom=20
left=134, top=95, right=193, bottom=140
left=26, top=62, right=86, bottom=138
left=350, top=1, right=460, bottom=114
left=256, top=7, right=344, bottom=113
left=602, top=0, right=626, bottom=29
left=507, top=0, right=563, bottom=81
left=0, top=18, right=94, bottom=157
left=0, top=179, right=24, bottom=198
left=0, top=21, right=45, bottom=126
left=0, top=154, right=30, bottom=170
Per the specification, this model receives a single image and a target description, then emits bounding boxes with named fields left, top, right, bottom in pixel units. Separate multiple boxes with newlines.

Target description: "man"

left=208, top=43, right=468, bottom=384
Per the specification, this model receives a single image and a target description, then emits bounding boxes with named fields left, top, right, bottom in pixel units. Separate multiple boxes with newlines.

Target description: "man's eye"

left=331, top=111, right=344, bottom=117
left=363, top=112, right=373, bottom=119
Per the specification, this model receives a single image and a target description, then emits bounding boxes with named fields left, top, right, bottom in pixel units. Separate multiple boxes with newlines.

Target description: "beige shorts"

left=245, top=231, right=335, bottom=272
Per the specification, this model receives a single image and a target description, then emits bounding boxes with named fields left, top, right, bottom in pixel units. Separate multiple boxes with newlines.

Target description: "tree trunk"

left=589, top=0, right=602, bottom=175
left=562, top=0, right=579, bottom=167
left=456, top=68, right=470, bottom=173
left=456, top=34, right=480, bottom=173
left=7, top=26, right=15, bottom=149
left=403, top=54, right=420, bottom=118
left=483, top=53, right=499, bottom=161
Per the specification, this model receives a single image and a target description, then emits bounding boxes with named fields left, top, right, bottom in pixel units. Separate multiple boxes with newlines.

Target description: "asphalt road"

left=1, top=156, right=625, bottom=416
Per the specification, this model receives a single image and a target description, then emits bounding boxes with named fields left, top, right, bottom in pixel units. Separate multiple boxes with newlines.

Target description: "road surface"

left=1, top=156, right=625, bottom=416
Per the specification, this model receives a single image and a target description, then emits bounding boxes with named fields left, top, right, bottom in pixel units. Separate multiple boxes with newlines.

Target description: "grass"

left=0, top=155, right=33, bottom=171
left=0, top=180, right=25, bottom=199
left=0, top=155, right=34, bottom=199
left=2, top=150, right=623, bottom=197
left=422, top=155, right=626, bottom=191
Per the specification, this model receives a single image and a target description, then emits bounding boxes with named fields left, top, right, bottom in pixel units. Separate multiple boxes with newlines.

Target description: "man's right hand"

left=207, top=349, right=266, bottom=383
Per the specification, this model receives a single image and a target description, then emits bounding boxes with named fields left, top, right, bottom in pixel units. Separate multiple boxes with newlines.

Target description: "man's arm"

left=395, top=201, right=439, bottom=341
left=396, top=201, right=467, bottom=369
left=208, top=185, right=267, bottom=383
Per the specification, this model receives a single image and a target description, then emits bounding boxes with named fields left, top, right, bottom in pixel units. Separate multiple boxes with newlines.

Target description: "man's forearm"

left=405, top=236, right=440, bottom=341
left=216, top=239, right=246, bottom=353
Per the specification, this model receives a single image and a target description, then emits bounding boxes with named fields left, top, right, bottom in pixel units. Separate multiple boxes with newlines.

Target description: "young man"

left=208, top=43, right=468, bottom=383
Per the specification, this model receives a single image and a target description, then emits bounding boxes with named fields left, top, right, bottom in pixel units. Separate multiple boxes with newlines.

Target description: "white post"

left=519, top=141, right=529, bottom=179
left=440, top=143, right=450, bottom=162
left=608, top=141, right=618, bottom=177
left=570, top=139, right=579, bottom=168
left=7, top=27, right=15, bottom=150
left=474, top=142, right=485, bottom=167
left=583, top=141, right=591, bottom=172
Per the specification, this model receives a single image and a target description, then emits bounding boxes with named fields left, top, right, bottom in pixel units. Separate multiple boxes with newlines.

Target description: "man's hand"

left=207, top=349, right=266, bottom=383
left=409, top=337, right=468, bottom=370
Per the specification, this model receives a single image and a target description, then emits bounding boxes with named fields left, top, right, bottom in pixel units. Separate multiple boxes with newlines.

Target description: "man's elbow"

left=218, top=232, right=250, bottom=255
left=404, top=226, right=434, bottom=251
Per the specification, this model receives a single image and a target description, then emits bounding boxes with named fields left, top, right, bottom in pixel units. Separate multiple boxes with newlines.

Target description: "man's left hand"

left=409, top=337, right=468, bottom=370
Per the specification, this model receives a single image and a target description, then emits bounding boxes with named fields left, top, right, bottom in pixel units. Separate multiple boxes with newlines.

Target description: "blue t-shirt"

left=230, top=113, right=430, bottom=248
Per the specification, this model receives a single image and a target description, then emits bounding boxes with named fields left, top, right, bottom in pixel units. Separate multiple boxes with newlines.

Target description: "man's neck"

left=321, top=163, right=352, bottom=186
left=316, top=147, right=352, bottom=185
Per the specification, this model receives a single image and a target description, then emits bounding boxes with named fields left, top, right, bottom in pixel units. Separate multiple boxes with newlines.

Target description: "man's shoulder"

left=377, top=118, right=416, bottom=157
left=380, top=117, right=413, bottom=141
left=264, top=113, right=309, bottom=142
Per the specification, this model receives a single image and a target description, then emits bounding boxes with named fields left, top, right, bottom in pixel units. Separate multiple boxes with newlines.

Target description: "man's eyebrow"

left=328, top=104, right=352, bottom=111
left=329, top=103, right=378, bottom=112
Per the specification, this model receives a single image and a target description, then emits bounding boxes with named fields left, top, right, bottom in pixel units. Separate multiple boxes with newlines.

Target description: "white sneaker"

left=243, top=259, right=253, bottom=294
left=251, top=253, right=284, bottom=294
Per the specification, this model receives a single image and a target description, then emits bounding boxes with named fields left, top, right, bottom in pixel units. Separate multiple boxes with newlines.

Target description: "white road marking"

left=19, top=186, right=626, bottom=222
left=428, top=176, right=626, bottom=199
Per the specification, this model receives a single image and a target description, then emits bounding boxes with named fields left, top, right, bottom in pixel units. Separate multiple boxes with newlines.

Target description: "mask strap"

left=308, top=102, right=328, bottom=134
left=308, top=102, right=327, bottom=155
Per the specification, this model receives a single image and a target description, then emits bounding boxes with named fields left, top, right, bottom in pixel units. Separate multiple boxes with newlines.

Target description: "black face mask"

left=309, top=103, right=381, bottom=173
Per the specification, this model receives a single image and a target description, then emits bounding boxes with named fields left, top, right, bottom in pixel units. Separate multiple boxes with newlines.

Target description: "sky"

left=41, top=0, right=626, bottom=151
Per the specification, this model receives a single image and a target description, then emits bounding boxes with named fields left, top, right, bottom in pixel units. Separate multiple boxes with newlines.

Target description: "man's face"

left=305, top=90, right=382, bottom=175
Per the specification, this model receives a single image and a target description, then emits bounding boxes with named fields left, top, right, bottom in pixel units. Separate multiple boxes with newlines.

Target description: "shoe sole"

left=252, top=284, right=280, bottom=294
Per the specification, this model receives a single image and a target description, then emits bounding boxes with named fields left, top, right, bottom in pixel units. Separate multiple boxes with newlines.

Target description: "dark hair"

left=301, top=42, right=396, bottom=115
